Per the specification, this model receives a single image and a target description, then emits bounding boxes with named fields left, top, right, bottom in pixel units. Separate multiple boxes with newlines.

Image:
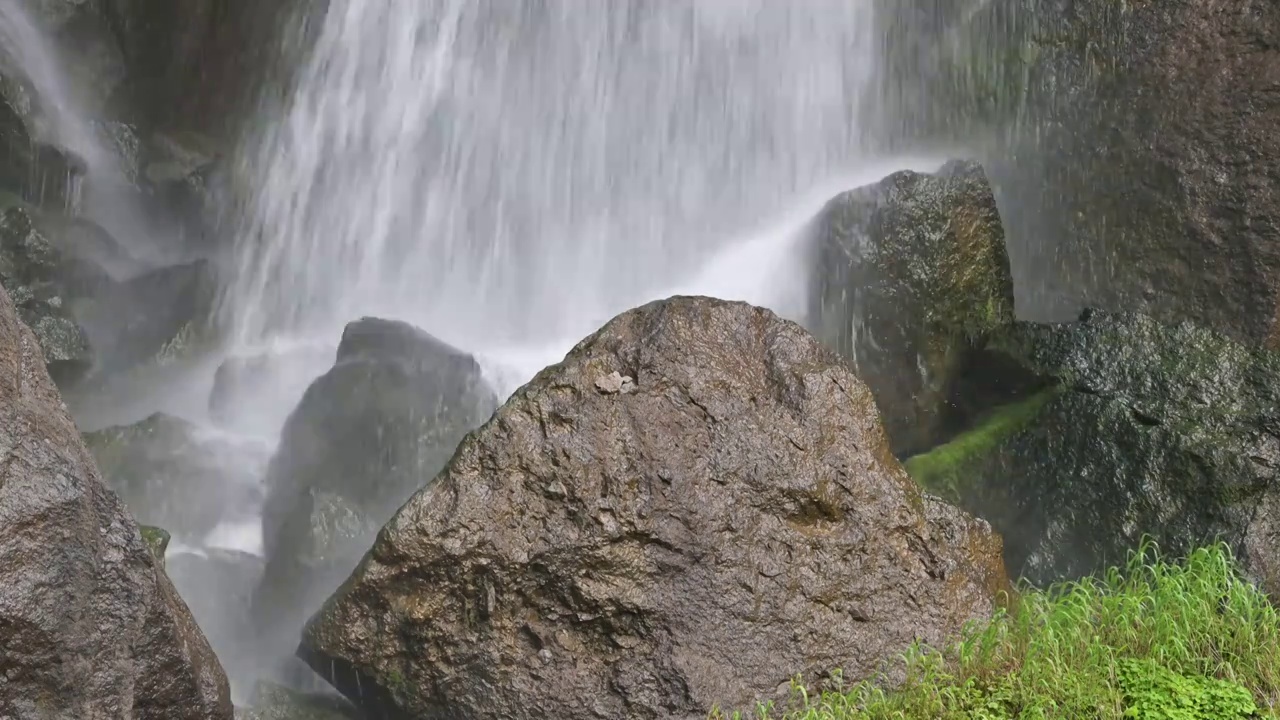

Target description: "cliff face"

left=875, top=0, right=1280, bottom=346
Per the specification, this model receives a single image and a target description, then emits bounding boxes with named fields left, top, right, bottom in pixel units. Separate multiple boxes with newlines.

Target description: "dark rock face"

left=100, top=0, right=303, bottom=137
left=0, top=281, right=232, bottom=719
left=301, top=297, right=1008, bottom=720
left=252, top=317, right=496, bottom=680
left=84, top=412, right=269, bottom=542
left=0, top=205, right=93, bottom=384
left=0, top=73, right=87, bottom=213
left=906, top=310, right=1280, bottom=588
left=994, top=0, right=1280, bottom=342
left=809, top=159, right=1014, bottom=457
left=76, top=257, right=218, bottom=372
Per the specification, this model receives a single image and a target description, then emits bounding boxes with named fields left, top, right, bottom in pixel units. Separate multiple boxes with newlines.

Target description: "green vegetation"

left=902, top=388, right=1057, bottom=501
left=715, top=542, right=1280, bottom=719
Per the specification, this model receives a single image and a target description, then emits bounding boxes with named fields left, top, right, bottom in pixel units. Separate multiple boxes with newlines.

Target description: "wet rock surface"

left=809, top=159, right=1014, bottom=457
left=235, top=682, right=362, bottom=720
left=252, top=317, right=497, bottom=683
left=0, top=205, right=93, bottom=384
left=301, top=297, right=1008, bottom=720
left=76, top=257, right=219, bottom=371
left=0, top=281, right=232, bottom=718
left=996, top=0, right=1280, bottom=342
left=905, top=310, right=1280, bottom=588
left=84, top=411, right=269, bottom=542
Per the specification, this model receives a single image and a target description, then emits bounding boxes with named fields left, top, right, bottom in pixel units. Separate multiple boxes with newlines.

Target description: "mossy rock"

left=904, top=310, right=1280, bottom=587
left=139, top=525, right=170, bottom=568
left=809, top=159, right=1014, bottom=457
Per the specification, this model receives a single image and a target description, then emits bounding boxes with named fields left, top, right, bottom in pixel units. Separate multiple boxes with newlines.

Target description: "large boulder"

left=905, top=310, right=1280, bottom=588
left=808, top=159, right=1014, bottom=457
left=75, top=257, right=219, bottom=372
left=301, top=297, right=1008, bottom=720
left=84, top=412, right=270, bottom=543
left=0, top=205, right=93, bottom=384
left=0, top=281, right=232, bottom=718
left=252, top=317, right=497, bottom=681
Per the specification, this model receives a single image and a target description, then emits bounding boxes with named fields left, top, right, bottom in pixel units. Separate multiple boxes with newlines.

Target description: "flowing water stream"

left=3, top=0, right=967, bottom=700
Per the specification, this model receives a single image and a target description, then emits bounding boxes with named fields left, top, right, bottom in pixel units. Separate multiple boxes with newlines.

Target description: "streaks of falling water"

left=221, top=0, right=881, bottom=361
left=0, top=0, right=172, bottom=270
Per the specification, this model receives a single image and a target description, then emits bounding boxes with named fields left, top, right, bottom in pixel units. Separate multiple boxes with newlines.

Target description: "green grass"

left=715, top=542, right=1280, bottom=719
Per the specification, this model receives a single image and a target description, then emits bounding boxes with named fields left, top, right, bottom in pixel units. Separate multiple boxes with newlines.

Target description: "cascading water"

left=221, top=0, right=899, bottom=383
left=0, top=0, right=179, bottom=272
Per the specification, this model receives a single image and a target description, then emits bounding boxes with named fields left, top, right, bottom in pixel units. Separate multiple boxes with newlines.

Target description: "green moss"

left=716, top=542, right=1280, bottom=719
left=139, top=525, right=170, bottom=568
left=903, top=388, right=1059, bottom=500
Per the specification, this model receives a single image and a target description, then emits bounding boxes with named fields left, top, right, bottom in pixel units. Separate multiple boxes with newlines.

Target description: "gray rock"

left=83, top=412, right=269, bottom=542
left=76, top=257, right=218, bottom=372
left=301, top=297, right=1008, bottom=720
left=0, top=280, right=232, bottom=719
left=0, top=205, right=92, bottom=383
left=905, top=310, right=1280, bottom=588
left=208, top=344, right=336, bottom=436
left=252, top=317, right=497, bottom=682
left=808, top=159, right=1014, bottom=457
left=981, top=1, right=1280, bottom=343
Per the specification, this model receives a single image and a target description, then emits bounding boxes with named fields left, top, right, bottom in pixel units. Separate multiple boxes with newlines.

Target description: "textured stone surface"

left=999, top=0, right=1280, bottom=340
left=0, top=281, right=231, bottom=719
left=906, top=310, right=1280, bottom=587
left=302, top=297, right=1007, bottom=720
left=0, top=205, right=93, bottom=384
left=84, top=412, right=269, bottom=542
left=252, top=317, right=496, bottom=684
left=809, top=159, right=1013, bottom=457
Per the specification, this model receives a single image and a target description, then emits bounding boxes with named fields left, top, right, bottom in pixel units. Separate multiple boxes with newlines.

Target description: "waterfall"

left=221, top=0, right=893, bottom=379
left=0, top=0, right=182, bottom=271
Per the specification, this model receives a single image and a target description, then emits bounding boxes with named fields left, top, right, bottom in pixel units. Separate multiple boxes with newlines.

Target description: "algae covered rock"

left=140, top=524, right=171, bottom=568
left=84, top=412, right=269, bottom=542
left=0, top=280, right=232, bottom=719
left=905, top=310, right=1280, bottom=587
left=251, top=317, right=497, bottom=681
left=809, top=159, right=1014, bottom=457
left=301, top=297, right=1007, bottom=720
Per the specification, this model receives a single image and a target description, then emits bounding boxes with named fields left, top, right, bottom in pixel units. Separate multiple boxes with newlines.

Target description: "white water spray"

left=222, top=0, right=885, bottom=368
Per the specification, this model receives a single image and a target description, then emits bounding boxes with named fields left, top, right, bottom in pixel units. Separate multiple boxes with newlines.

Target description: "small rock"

left=594, top=371, right=635, bottom=395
